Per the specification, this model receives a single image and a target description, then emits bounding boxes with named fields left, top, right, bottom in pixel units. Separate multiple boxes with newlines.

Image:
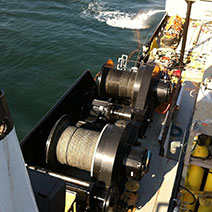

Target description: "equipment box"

left=28, top=168, right=66, bottom=212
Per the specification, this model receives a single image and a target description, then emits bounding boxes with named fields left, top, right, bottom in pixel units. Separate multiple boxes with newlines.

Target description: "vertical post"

left=179, top=0, right=196, bottom=66
left=0, top=89, right=13, bottom=140
left=0, top=89, right=39, bottom=212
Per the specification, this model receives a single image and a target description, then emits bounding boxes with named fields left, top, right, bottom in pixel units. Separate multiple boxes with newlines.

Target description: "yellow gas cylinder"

left=182, top=136, right=209, bottom=211
left=198, top=170, right=212, bottom=212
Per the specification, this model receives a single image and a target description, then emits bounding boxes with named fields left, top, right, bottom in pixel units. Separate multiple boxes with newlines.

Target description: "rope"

left=180, top=185, right=196, bottom=205
left=94, top=71, right=100, bottom=81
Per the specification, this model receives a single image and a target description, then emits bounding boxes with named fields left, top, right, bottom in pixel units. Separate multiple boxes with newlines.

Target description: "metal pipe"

left=47, top=172, right=91, bottom=188
left=179, top=0, right=196, bottom=66
left=28, top=166, right=91, bottom=188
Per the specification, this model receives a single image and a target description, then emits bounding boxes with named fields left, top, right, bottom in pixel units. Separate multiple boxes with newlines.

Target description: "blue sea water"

left=0, top=0, right=165, bottom=139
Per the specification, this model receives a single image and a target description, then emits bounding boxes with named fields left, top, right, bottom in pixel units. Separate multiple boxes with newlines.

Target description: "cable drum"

left=98, top=64, right=172, bottom=111
left=97, top=65, right=160, bottom=110
left=46, top=115, right=151, bottom=188
left=56, top=126, right=100, bottom=172
left=105, top=69, right=137, bottom=101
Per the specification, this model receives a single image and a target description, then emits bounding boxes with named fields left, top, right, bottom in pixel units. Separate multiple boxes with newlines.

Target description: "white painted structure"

left=166, top=0, right=212, bottom=21
left=0, top=128, right=38, bottom=212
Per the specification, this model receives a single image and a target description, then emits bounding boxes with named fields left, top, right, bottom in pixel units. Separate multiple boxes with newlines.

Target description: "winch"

left=45, top=115, right=151, bottom=211
left=92, top=63, right=172, bottom=129
left=97, top=64, right=171, bottom=106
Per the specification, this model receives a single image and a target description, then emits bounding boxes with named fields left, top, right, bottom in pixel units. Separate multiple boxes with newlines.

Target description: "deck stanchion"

left=179, top=0, right=196, bottom=66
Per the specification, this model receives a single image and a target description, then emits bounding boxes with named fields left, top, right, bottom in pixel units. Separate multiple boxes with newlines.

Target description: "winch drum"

left=46, top=115, right=151, bottom=186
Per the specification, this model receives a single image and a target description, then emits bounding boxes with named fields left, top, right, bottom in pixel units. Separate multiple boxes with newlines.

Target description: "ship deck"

left=136, top=11, right=212, bottom=212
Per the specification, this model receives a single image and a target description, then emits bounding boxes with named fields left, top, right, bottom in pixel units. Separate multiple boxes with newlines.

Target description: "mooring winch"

left=46, top=115, right=151, bottom=183
left=91, top=63, right=172, bottom=133
left=45, top=114, right=151, bottom=211
left=96, top=64, right=172, bottom=107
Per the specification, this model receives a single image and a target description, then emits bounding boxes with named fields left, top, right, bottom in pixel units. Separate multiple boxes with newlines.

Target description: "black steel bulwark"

left=21, top=70, right=97, bottom=166
left=146, top=12, right=168, bottom=49
left=0, top=89, right=13, bottom=140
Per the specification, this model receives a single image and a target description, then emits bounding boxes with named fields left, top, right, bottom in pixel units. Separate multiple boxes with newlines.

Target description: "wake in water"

left=82, top=1, right=164, bottom=30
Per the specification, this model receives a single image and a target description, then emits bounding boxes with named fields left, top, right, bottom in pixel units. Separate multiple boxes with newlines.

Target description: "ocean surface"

left=0, top=0, right=166, bottom=140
